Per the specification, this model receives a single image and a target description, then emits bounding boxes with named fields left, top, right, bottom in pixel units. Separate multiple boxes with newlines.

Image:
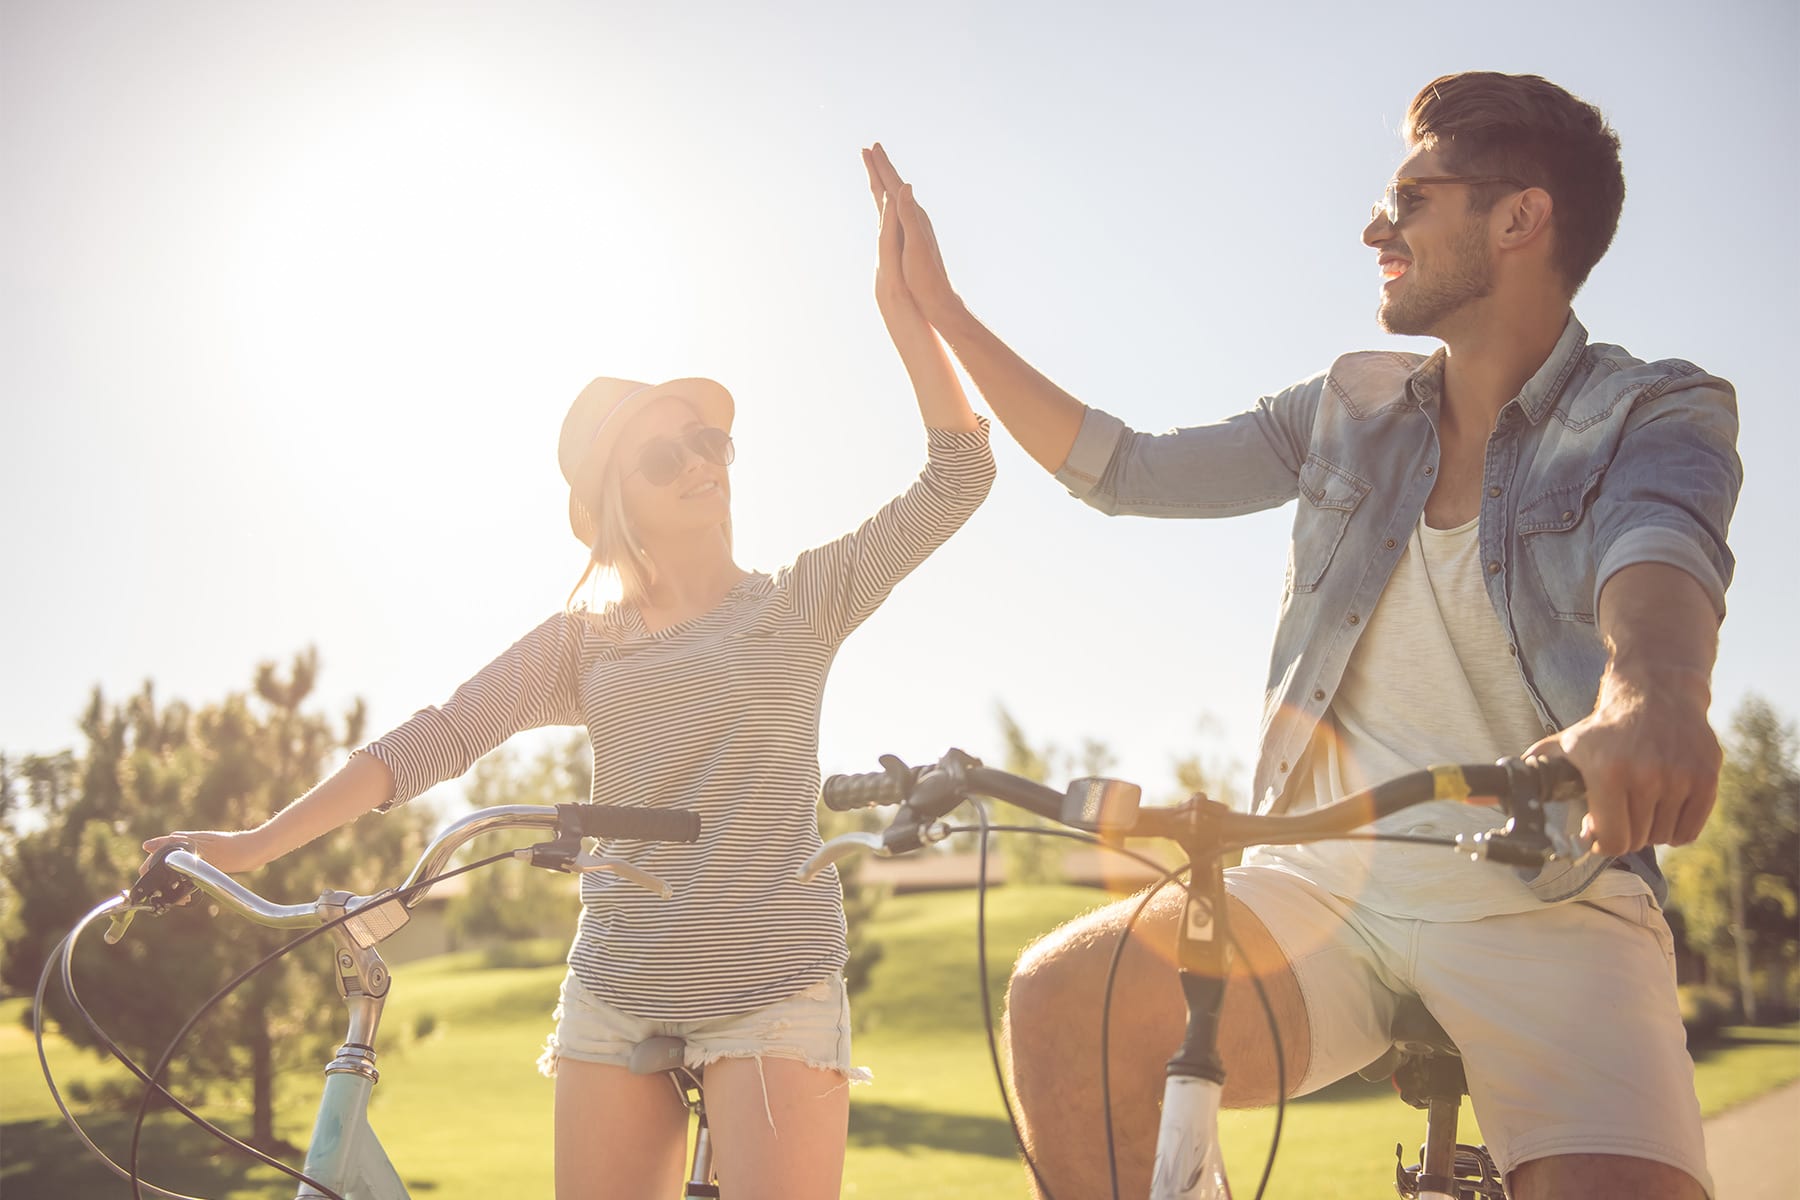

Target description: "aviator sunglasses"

left=629, top=426, right=736, bottom=486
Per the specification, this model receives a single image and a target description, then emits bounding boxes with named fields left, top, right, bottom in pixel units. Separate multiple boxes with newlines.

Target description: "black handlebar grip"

left=1533, top=755, right=1585, bottom=797
left=561, top=804, right=701, bottom=843
left=822, top=771, right=907, bottom=812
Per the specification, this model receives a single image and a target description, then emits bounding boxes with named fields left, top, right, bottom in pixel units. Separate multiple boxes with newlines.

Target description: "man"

left=864, top=70, right=1738, bottom=1199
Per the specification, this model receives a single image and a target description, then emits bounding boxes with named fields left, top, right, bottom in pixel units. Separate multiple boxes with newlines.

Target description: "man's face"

left=1361, top=147, right=1497, bottom=337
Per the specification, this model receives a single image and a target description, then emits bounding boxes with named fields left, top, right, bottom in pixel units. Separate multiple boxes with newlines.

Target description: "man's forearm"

left=933, top=301, right=1088, bottom=474
left=1550, top=560, right=1726, bottom=853
left=1597, top=562, right=1719, bottom=701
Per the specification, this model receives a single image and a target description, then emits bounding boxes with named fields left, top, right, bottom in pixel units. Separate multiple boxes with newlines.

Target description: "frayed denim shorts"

left=538, top=969, right=872, bottom=1085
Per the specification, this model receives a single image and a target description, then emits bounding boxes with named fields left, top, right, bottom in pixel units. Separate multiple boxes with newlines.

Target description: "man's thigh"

left=1410, top=891, right=1712, bottom=1197
left=1223, top=865, right=1405, bottom=1097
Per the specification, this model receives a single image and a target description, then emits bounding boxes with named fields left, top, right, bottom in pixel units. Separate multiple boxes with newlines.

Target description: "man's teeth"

left=1382, top=261, right=1409, bottom=280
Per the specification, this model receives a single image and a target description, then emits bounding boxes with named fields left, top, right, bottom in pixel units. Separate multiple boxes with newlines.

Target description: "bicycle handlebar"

left=810, top=751, right=1591, bottom=878
left=113, top=801, right=703, bottom=945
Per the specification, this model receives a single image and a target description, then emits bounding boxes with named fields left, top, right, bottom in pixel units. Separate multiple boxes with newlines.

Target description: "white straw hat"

left=557, top=376, right=735, bottom=548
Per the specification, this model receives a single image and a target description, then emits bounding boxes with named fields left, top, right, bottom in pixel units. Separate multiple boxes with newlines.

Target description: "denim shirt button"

left=1312, top=689, right=1326, bottom=701
left=1279, top=760, right=1289, bottom=773
left=1423, top=466, right=1435, bottom=476
left=1487, top=561, right=1502, bottom=575
left=1347, top=613, right=1360, bottom=625
left=1488, top=486, right=1503, bottom=497
left=1385, top=538, right=1397, bottom=549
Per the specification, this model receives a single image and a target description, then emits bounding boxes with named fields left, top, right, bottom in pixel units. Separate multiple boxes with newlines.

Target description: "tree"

left=992, top=705, right=1070, bottom=885
left=1, top=652, right=432, bottom=1154
left=1664, top=695, right=1800, bottom=1020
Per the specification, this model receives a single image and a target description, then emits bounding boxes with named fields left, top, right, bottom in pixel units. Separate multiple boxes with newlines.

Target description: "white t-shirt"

left=1246, top=514, right=1646, bottom=920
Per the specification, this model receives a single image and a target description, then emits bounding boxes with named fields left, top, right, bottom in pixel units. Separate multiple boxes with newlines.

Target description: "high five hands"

left=861, top=144, right=963, bottom=334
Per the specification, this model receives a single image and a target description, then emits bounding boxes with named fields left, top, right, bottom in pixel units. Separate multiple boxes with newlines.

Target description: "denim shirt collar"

left=1404, top=311, right=1590, bottom=425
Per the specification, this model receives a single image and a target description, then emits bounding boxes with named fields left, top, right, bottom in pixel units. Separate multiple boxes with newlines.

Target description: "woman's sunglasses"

left=629, top=426, right=735, bottom=487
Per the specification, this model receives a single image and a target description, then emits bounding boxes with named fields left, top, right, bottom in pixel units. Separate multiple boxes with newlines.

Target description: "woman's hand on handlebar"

left=140, top=828, right=276, bottom=877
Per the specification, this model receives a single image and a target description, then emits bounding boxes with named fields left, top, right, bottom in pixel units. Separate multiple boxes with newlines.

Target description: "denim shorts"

left=537, top=970, right=872, bottom=1085
left=1227, top=864, right=1711, bottom=1196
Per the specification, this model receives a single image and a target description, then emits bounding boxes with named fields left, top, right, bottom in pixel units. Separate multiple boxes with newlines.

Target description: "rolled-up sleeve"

left=1591, top=372, right=1742, bottom=619
left=361, top=612, right=588, bottom=807
left=788, top=419, right=995, bottom=645
left=1054, top=373, right=1325, bottom=517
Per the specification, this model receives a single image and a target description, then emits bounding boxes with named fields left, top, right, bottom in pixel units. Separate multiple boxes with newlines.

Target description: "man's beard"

left=1377, top=220, right=1494, bottom=336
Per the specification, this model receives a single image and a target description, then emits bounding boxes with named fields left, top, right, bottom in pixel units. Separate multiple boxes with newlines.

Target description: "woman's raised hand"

left=862, top=143, right=962, bottom=333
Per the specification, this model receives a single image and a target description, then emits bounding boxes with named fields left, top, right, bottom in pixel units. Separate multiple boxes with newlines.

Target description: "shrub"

left=1678, top=983, right=1734, bottom=1046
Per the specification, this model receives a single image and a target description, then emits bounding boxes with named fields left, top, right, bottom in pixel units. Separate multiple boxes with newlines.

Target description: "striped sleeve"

left=789, top=418, right=994, bottom=645
left=361, top=611, right=587, bottom=807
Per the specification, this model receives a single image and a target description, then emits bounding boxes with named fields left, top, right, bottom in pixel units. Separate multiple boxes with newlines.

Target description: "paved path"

left=1703, top=1079, right=1800, bottom=1199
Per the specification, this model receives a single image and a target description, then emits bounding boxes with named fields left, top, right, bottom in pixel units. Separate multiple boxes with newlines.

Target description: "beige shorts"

left=1226, top=864, right=1711, bottom=1195
left=538, top=970, right=872, bottom=1085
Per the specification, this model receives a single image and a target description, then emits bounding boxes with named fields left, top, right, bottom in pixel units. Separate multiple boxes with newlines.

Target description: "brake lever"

left=102, top=900, right=143, bottom=946
left=1460, top=755, right=1595, bottom=868
left=796, top=832, right=887, bottom=883
left=571, top=849, right=671, bottom=898
left=515, top=844, right=673, bottom=898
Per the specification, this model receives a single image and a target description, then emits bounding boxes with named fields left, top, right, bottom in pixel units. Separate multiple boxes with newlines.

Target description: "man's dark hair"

left=1405, top=72, right=1625, bottom=294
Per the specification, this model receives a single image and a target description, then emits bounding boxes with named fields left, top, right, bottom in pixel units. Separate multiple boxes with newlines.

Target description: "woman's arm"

left=142, top=611, right=589, bottom=875
left=141, top=750, right=395, bottom=874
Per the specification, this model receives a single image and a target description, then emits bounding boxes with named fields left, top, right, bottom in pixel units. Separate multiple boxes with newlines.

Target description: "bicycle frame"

left=297, top=1070, right=407, bottom=1200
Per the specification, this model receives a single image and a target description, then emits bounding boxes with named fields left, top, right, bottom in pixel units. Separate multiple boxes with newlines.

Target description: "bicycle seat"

left=1356, top=997, right=1460, bottom=1082
left=628, top=1035, right=689, bottom=1076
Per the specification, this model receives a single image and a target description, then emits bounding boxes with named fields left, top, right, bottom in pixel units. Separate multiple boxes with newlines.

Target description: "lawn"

left=4, top=884, right=1796, bottom=1198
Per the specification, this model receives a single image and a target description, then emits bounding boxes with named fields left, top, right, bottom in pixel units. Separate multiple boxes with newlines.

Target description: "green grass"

left=5, top=886, right=1797, bottom=1199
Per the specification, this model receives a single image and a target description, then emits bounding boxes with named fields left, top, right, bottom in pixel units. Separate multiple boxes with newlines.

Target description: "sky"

left=3, top=0, right=1797, bottom=817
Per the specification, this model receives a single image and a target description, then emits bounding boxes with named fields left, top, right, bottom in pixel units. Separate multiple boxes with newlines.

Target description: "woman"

left=141, top=155, right=993, bottom=1200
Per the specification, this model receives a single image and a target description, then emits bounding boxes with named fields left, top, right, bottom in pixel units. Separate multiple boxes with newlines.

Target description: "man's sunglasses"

left=1371, top=175, right=1525, bottom=228
left=630, top=426, right=735, bottom=487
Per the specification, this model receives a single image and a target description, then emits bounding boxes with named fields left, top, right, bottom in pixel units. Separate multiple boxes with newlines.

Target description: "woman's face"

left=611, top=396, right=732, bottom=542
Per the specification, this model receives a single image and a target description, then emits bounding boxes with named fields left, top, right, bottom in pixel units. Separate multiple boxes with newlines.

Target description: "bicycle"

left=799, top=749, right=1593, bottom=1200
left=34, top=800, right=713, bottom=1200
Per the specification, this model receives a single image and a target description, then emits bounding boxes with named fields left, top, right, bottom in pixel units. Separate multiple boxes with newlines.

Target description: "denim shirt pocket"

left=1517, top=465, right=1606, bottom=623
left=1290, top=454, right=1371, bottom=594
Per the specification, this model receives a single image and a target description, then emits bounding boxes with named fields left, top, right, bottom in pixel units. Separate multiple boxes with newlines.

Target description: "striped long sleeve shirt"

left=362, top=422, right=994, bottom=1019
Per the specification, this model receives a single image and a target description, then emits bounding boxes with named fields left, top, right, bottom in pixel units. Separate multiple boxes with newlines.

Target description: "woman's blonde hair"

left=564, top=443, right=733, bottom=613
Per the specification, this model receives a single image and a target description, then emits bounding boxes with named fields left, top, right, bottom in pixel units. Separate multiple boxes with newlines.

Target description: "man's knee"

left=1004, top=895, right=1185, bottom=1079
left=1509, top=1154, right=1708, bottom=1200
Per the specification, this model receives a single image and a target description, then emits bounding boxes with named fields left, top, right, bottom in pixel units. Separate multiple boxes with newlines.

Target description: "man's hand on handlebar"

left=1527, top=671, right=1720, bottom=857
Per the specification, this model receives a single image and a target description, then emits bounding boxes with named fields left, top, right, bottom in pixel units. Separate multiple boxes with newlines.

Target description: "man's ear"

left=1496, top=186, right=1554, bottom=251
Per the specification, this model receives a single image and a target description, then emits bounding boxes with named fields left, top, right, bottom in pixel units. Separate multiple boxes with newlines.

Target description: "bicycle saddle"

left=628, top=1035, right=690, bottom=1076
left=1356, top=996, right=1461, bottom=1082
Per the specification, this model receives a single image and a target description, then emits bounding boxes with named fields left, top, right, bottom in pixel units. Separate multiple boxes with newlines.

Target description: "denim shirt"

left=1055, top=314, right=1741, bottom=904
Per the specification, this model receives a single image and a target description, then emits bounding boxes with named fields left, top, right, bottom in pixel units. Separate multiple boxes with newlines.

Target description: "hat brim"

left=567, top=377, right=735, bottom=549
